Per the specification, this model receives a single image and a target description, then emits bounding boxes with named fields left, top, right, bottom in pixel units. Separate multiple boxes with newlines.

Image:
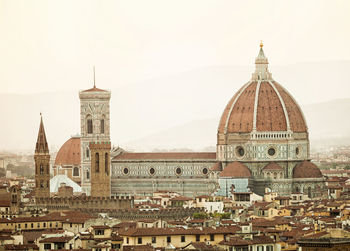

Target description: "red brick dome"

left=218, top=81, right=307, bottom=134
left=55, top=137, right=81, bottom=166
left=293, top=161, right=323, bottom=178
left=219, top=162, right=251, bottom=178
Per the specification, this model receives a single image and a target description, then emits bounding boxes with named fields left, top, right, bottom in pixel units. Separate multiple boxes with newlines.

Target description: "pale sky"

left=0, top=0, right=349, bottom=94
left=0, top=0, right=350, bottom=152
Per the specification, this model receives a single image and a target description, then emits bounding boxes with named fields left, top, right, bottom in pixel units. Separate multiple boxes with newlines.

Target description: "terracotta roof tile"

left=293, top=161, right=323, bottom=178
left=219, top=162, right=251, bottom=178
left=218, top=80, right=307, bottom=134
left=82, top=86, right=107, bottom=92
left=55, top=137, right=81, bottom=166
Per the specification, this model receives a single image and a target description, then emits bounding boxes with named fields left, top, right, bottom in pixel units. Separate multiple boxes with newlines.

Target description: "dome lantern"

left=252, top=42, right=272, bottom=81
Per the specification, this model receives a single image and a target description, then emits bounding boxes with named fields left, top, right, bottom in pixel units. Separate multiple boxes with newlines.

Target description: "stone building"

left=34, top=114, right=133, bottom=211
left=52, top=43, right=326, bottom=198
left=216, top=42, right=325, bottom=197
left=79, top=84, right=111, bottom=195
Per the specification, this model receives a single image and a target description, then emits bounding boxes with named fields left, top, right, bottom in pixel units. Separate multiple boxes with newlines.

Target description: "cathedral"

left=41, top=43, right=325, bottom=199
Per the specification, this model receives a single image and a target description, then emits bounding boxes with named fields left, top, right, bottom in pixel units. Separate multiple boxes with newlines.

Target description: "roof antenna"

left=93, top=66, right=96, bottom=88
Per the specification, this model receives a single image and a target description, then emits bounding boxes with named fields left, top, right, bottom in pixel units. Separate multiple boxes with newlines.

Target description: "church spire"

left=35, top=113, right=49, bottom=154
left=252, top=41, right=272, bottom=80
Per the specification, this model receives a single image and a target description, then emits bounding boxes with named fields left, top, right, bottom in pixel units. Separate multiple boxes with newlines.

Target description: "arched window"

left=273, top=172, right=277, bottom=179
left=86, top=115, right=93, bottom=134
left=105, top=153, right=108, bottom=174
left=295, top=186, right=300, bottom=193
left=86, top=170, right=90, bottom=180
left=86, top=147, right=90, bottom=158
left=73, top=167, right=79, bottom=176
left=40, top=164, right=44, bottom=175
left=101, top=119, right=105, bottom=134
left=95, top=153, right=99, bottom=172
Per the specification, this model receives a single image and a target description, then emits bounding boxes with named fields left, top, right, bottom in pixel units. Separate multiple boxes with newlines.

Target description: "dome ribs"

left=273, top=82, right=307, bottom=132
left=256, top=82, right=287, bottom=132
left=218, top=84, right=246, bottom=133
left=227, top=82, right=257, bottom=133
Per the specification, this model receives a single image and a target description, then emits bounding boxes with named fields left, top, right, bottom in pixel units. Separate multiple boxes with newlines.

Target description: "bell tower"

left=89, top=141, right=111, bottom=197
left=79, top=77, right=111, bottom=195
left=34, top=114, right=50, bottom=199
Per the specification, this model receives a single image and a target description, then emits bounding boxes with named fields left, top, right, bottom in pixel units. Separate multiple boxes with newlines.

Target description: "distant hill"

left=124, top=99, right=350, bottom=151
left=0, top=61, right=349, bottom=152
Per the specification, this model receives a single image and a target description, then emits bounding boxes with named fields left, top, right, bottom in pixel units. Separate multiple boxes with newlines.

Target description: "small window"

left=202, top=168, right=208, bottom=175
left=138, top=237, right=142, bottom=244
left=86, top=170, right=90, bottom=180
left=181, top=235, right=185, bottom=242
left=210, top=234, right=214, bottom=241
left=196, top=234, right=200, bottom=241
left=268, top=147, right=276, bottom=156
left=40, top=164, right=44, bottom=174
left=95, top=153, right=99, bottom=172
left=167, top=236, right=171, bottom=243
left=127, top=237, right=129, bottom=244
left=86, top=148, right=90, bottom=158
left=95, top=229, right=105, bottom=235
left=100, top=119, right=105, bottom=134
left=236, top=146, right=245, bottom=157
left=150, top=167, right=155, bottom=175
left=123, top=168, right=129, bottom=175
left=266, top=246, right=274, bottom=251
left=73, top=167, right=79, bottom=177
left=44, top=244, right=51, bottom=250
left=105, top=153, right=109, bottom=174
left=87, top=119, right=93, bottom=134
left=175, top=167, right=182, bottom=175
left=152, top=236, right=156, bottom=243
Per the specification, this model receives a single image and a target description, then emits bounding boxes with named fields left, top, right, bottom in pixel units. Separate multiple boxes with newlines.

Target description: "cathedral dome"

left=219, top=162, right=251, bottom=178
left=55, top=136, right=81, bottom=166
left=293, top=161, right=323, bottom=178
left=218, top=45, right=307, bottom=135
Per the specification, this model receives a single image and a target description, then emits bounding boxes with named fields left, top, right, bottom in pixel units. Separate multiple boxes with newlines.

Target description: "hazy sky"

left=0, top=0, right=349, bottom=94
left=1, top=0, right=350, bottom=152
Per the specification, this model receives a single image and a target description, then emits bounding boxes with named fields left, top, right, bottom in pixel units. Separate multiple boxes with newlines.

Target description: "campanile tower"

left=89, top=141, right=111, bottom=197
left=79, top=80, right=111, bottom=195
left=34, top=115, right=50, bottom=198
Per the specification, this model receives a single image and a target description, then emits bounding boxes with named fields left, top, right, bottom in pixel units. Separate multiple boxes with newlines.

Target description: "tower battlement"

left=35, top=195, right=134, bottom=212
left=89, top=141, right=111, bottom=149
